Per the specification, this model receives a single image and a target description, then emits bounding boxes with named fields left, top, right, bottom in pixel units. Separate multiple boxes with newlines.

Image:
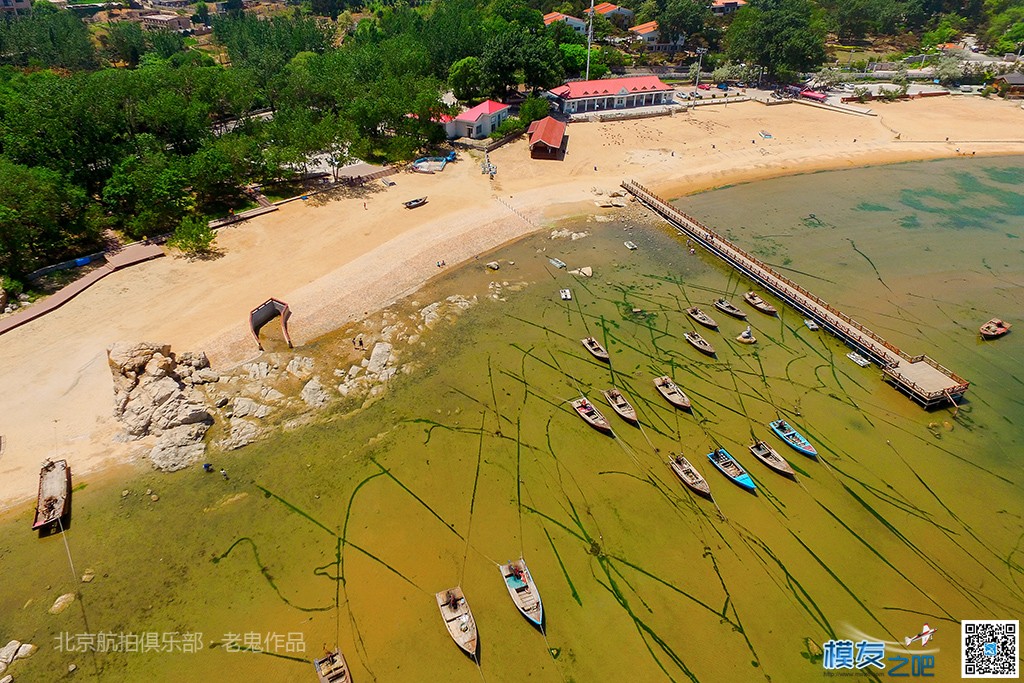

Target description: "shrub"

left=167, top=215, right=217, bottom=256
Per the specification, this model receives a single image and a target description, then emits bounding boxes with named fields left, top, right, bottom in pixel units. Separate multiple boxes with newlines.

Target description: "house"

left=0, top=0, right=31, bottom=14
left=543, top=12, right=587, bottom=35
left=527, top=116, right=567, bottom=159
left=711, top=0, right=747, bottom=15
left=442, top=100, right=510, bottom=139
left=585, top=2, right=635, bottom=28
left=549, top=75, right=675, bottom=114
left=993, top=73, right=1024, bottom=98
left=148, top=0, right=193, bottom=9
left=141, top=13, right=192, bottom=30
left=628, top=21, right=684, bottom=52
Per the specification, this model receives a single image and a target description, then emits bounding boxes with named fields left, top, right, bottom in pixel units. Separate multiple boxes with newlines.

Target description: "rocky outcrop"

left=0, top=641, right=19, bottom=665
left=285, top=356, right=314, bottom=378
left=219, top=418, right=260, bottom=450
left=107, top=342, right=214, bottom=471
left=301, top=378, right=330, bottom=408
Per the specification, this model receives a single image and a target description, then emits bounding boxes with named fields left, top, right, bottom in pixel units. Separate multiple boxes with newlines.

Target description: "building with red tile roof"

left=585, top=2, right=635, bottom=27
left=543, top=11, right=587, bottom=34
left=526, top=116, right=567, bottom=159
left=446, top=100, right=510, bottom=139
left=549, top=76, right=674, bottom=114
left=710, top=0, right=747, bottom=15
left=628, top=20, right=684, bottom=52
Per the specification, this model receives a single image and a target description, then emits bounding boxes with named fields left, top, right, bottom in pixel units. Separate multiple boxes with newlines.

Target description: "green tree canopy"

left=449, top=56, right=484, bottom=101
left=725, top=0, right=828, bottom=76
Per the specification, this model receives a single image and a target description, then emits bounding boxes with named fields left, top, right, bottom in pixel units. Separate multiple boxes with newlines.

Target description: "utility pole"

left=695, top=47, right=708, bottom=88
left=585, top=0, right=595, bottom=81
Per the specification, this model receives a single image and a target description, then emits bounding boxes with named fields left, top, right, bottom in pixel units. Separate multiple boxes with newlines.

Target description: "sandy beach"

left=1, top=94, right=1022, bottom=513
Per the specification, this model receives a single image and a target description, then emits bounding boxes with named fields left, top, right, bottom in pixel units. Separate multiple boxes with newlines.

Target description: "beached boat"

left=684, top=331, right=716, bottom=356
left=743, top=291, right=778, bottom=315
left=313, top=649, right=351, bottom=683
left=499, top=558, right=543, bottom=628
left=653, top=376, right=692, bottom=410
left=549, top=257, right=567, bottom=269
left=436, top=587, right=478, bottom=657
left=686, top=307, right=718, bottom=329
left=624, top=241, right=638, bottom=250
left=601, top=388, right=638, bottom=424
left=748, top=440, right=796, bottom=478
left=559, top=289, right=572, bottom=301
left=581, top=336, right=610, bottom=361
left=669, top=454, right=711, bottom=497
left=713, top=298, right=747, bottom=319
left=402, top=196, right=427, bottom=209
left=570, top=398, right=612, bottom=432
left=980, top=318, right=1011, bottom=339
left=706, top=448, right=756, bottom=492
left=847, top=351, right=870, bottom=367
left=769, top=419, right=818, bottom=458
left=33, top=459, right=71, bottom=530
left=804, top=319, right=820, bottom=331
left=736, top=326, right=756, bottom=344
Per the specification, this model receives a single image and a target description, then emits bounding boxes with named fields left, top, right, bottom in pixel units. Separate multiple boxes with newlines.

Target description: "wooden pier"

left=622, top=180, right=969, bottom=409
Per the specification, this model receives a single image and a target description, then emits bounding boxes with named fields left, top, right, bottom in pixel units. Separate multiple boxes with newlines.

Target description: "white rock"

left=0, top=673, right=11, bottom=683
left=366, top=343, right=393, bottom=375
left=233, top=397, right=270, bottom=419
left=347, top=366, right=362, bottom=379
left=260, top=387, right=284, bottom=401
left=0, top=662, right=5, bottom=676
left=486, top=261, right=500, bottom=270
left=0, top=641, right=20, bottom=665
left=14, top=643, right=36, bottom=659
left=301, top=378, right=330, bottom=408
left=420, top=302, right=441, bottom=328
left=244, top=362, right=270, bottom=380
left=49, top=593, right=76, bottom=615
left=148, top=423, right=209, bottom=471
left=285, top=356, right=314, bottom=378
left=220, top=418, right=259, bottom=450
left=193, top=367, right=220, bottom=384
left=580, top=266, right=593, bottom=277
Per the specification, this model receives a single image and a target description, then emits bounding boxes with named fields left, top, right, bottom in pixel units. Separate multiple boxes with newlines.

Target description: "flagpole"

left=585, top=0, right=595, bottom=80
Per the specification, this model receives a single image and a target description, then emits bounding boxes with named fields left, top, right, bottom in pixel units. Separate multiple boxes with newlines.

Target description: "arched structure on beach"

left=249, top=298, right=293, bottom=350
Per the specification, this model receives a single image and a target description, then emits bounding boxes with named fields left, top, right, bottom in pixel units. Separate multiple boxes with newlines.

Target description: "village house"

left=549, top=75, right=675, bottom=115
left=439, top=100, right=511, bottom=139
left=711, top=0, right=747, bottom=15
left=141, top=13, right=192, bottom=30
left=526, top=116, right=567, bottom=159
left=993, top=73, right=1024, bottom=98
left=543, top=11, right=587, bottom=35
left=628, top=21, right=684, bottom=52
left=0, top=0, right=31, bottom=14
left=585, top=2, right=635, bottom=29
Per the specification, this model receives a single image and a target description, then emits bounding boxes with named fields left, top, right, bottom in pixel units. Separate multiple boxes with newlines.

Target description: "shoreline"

left=1, top=96, right=1022, bottom=513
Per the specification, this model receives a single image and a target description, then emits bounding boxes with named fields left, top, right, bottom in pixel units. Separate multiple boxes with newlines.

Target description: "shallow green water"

left=2, top=157, right=1023, bottom=682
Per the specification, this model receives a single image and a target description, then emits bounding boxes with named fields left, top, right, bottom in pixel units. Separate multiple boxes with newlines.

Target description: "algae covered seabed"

left=1, top=157, right=1023, bottom=682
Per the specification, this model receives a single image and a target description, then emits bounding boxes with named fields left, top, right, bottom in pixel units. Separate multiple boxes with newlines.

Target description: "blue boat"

left=706, top=448, right=756, bottom=492
left=769, top=419, right=818, bottom=458
left=500, top=558, right=543, bottom=629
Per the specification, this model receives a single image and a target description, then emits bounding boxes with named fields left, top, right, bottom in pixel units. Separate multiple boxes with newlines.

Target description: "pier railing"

left=622, top=179, right=969, bottom=406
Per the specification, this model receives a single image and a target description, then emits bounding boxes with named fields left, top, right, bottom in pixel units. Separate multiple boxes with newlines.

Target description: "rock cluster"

left=107, top=342, right=216, bottom=471
left=0, top=637, right=37, bottom=679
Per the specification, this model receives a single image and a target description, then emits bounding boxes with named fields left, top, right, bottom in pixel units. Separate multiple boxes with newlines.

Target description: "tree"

left=635, top=0, right=659, bottom=24
left=103, top=146, right=192, bottom=239
left=148, top=30, right=186, bottom=60
left=194, top=2, right=210, bottom=26
left=658, top=0, right=710, bottom=51
left=167, top=215, right=217, bottom=256
left=107, top=22, right=147, bottom=68
left=519, top=95, right=551, bottom=124
left=521, top=35, right=564, bottom=92
left=481, top=30, right=525, bottom=97
left=310, top=0, right=339, bottom=19
left=934, top=54, right=964, bottom=84
left=449, top=56, right=484, bottom=101
left=725, top=0, right=828, bottom=76
left=559, top=43, right=588, bottom=76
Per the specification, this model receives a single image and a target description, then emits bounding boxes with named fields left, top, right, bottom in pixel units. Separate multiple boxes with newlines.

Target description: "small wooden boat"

left=743, top=291, right=777, bottom=315
left=313, top=648, right=351, bottom=683
left=436, top=587, right=478, bottom=657
left=769, top=419, right=818, bottom=458
left=804, top=319, right=820, bottom=331
left=748, top=440, right=796, bottom=478
left=980, top=318, right=1011, bottom=339
left=601, top=388, right=638, bottom=424
left=402, top=196, right=427, bottom=209
left=684, top=331, right=716, bottom=356
left=713, top=298, right=747, bottom=319
left=33, top=459, right=71, bottom=530
left=581, top=336, right=610, bottom=361
left=653, top=376, right=692, bottom=410
left=669, top=454, right=711, bottom=497
left=624, top=241, right=638, bottom=250
left=499, top=558, right=543, bottom=628
left=559, top=289, right=572, bottom=300
left=570, top=397, right=612, bottom=432
left=847, top=351, right=870, bottom=367
left=736, top=326, right=756, bottom=344
left=686, top=307, right=718, bottom=329
left=549, top=257, right=567, bottom=269
left=706, top=448, right=756, bottom=492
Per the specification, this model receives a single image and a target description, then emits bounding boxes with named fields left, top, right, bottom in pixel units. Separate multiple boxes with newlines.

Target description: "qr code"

left=963, top=620, right=1019, bottom=678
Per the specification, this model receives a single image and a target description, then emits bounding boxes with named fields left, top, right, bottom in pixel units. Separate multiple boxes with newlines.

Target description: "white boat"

left=804, top=319, right=820, bottom=331
left=559, top=289, right=572, bottom=300
left=624, top=241, right=638, bottom=250
left=847, top=352, right=870, bottom=367
left=549, top=258, right=566, bottom=269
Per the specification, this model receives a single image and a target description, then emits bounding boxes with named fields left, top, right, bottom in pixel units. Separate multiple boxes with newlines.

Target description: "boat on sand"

left=706, top=448, right=756, bottom=492
left=313, top=649, right=351, bottom=683
left=653, top=376, right=691, bottom=410
left=686, top=307, right=718, bottom=329
left=669, top=454, right=711, bottom=497
left=402, top=196, right=427, bottom=209
left=748, top=440, right=796, bottom=478
left=714, top=298, right=747, bottom=319
left=768, top=419, right=817, bottom=458
left=980, top=318, right=1011, bottom=339
left=743, top=291, right=778, bottom=315
left=436, top=587, right=478, bottom=657
left=601, top=388, right=638, bottom=424
left=684, top=331, right=716, bottom=356
left=581, top=336, right=610, bottom=361
left=570, top=398, right=612, bottom=432
left=33, top=459, right=71, bottom=531
left=499, top=558, right=544, bottom=628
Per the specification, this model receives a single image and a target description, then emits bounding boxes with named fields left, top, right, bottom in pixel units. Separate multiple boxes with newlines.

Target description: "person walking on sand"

left=220, top=469, right=229, bottom=480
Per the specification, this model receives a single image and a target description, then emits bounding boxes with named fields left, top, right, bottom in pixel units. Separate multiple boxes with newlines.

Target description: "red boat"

left=980, top=318, right=1011, bottom=339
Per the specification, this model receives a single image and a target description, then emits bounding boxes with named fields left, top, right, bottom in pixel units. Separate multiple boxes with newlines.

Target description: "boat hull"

left=749, top=441, right=796, bottom=477
left=686, top=307, right=718, bottom=329
left=601, top=389, right=638, bottom=424
left=581, top=337, right=610, bottom=361
left=706, top=449, right=756, bottom=491
left=436, top=587, right=479, bottom=657
left=980, top=319, right=1011, bottom=339
left=33, top=459, right=71, bottom=530
left=654, top=376, right=691, bottom=410
left=769, top=420, right=818, bottom=458
left=685, top=333, right=716, bottom=356
left=571, top=398, right=612, bottom=432
left=314, top=649, right=351, bottom=683
left=743, top=292, right=778, bottom=315
left=714, top=300, right=747, bottom=319
left=669, top=456, right=712, bottom=497
left=500, top=559, right=544, bottom=628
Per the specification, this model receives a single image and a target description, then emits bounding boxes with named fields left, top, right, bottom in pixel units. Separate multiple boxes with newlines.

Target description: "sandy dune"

left=1, top=95, right=1021, bottom=512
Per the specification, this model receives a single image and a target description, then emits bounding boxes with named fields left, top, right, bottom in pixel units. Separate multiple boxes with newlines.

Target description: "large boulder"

left=0, top=641, right=19, bottom=665
left=301, top=377, right=330, bottom=408
left=107, top=342, right=172, bottom=396
left=149, top=423, right=210, bottom=471
left=366, top=343, right=393, bottom=375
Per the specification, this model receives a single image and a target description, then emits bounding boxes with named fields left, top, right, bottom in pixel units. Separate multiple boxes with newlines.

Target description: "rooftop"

left=455, top=100, right=509, bottom=122
left=629, top=20, right=658, bottom=34
left=590, top=2, right=631, bottom=14
left=527, top=116, right=567, bottom=150
left=543, top=11, right=582, bottom=25
left=550, top=76, right=672, bottom=100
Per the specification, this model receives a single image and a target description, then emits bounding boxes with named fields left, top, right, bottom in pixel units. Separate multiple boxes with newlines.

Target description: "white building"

left=711, top=0, right=747, bottom=15
left=586, top=2, right=635, bottom=28
left=440, top=100, right=511, bottom=139
left=549, top=76, right=675, bottom=114
left=628, top=21, right=684, bottom=52
left=543, top=11, right=587, bottom=35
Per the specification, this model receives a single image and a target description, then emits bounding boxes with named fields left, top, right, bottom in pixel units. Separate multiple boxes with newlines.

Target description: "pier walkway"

left=622, top=180, right=969, bottom=408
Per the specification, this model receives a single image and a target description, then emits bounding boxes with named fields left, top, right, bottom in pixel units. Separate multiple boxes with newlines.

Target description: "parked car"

left=717, top=82, right=729, bottom=90
left=697, top=83, right=711, bottom=90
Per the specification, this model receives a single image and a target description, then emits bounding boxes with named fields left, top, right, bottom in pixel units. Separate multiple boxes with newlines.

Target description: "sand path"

left=1, top=95, right=1021, bottom=512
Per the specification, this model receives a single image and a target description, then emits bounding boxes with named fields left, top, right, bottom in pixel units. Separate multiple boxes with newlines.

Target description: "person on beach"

left=220, top=469, right=229, bottom=480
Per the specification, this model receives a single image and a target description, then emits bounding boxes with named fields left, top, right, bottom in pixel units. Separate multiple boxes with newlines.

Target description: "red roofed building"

left=526, top=116, right=567, bottom=159
left=543, top=11, right=587, bottom=34
left=447, top=100, right=510, bottom=139
left=711, top=0, right=747, bottom=15
left=628, top=20, right=684, bottom=52
left=549, top=76, right=674, bottom=115
left=585, top=2, right=635, bottom=28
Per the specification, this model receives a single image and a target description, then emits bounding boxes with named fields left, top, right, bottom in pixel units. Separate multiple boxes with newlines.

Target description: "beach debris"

left=81, top=570, right=95, bottom=583
left=486, top=261, right=500, bottom=270
left=285, top=356, right=315, bottom=378
left=301, top=378, right=330, bottom=409
left=69, top=664, right=78, bottom=673
left=569, top=266, right=594, bottom=278
left=48, top=594, right=75, bottom=615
